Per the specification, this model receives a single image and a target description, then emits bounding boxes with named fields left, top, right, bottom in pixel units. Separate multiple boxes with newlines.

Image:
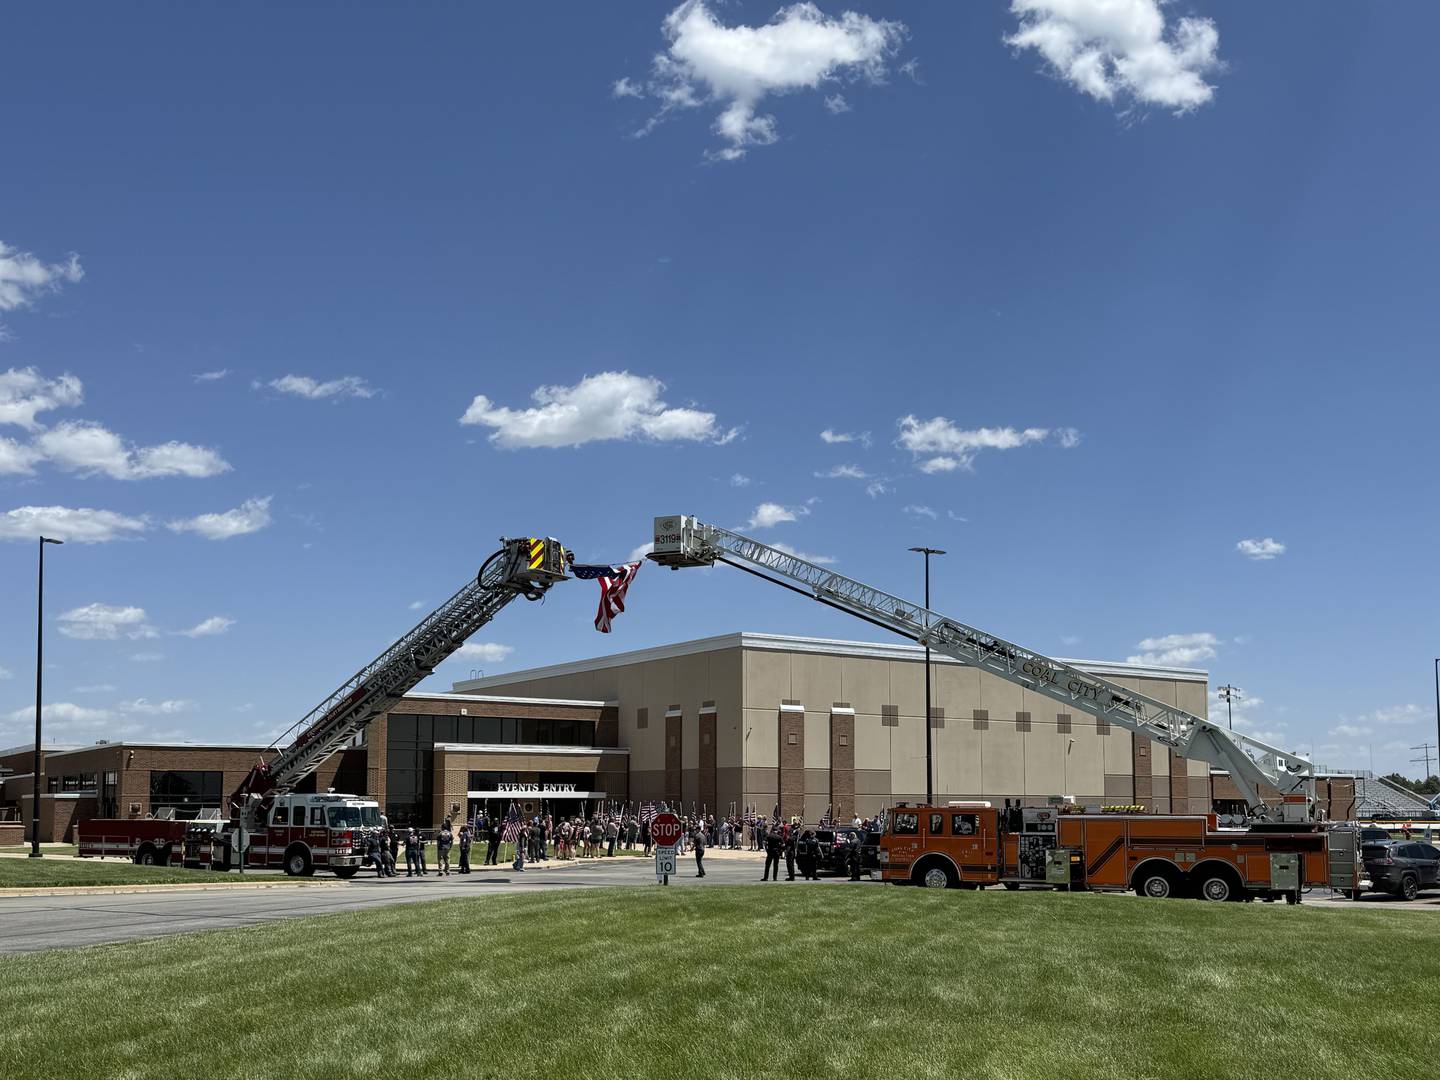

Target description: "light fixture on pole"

left=910, top=546, right=946, bottom=805
left=30, top=536, right=63, bottom=859
left=1216, top=684, right=1242, bottom=732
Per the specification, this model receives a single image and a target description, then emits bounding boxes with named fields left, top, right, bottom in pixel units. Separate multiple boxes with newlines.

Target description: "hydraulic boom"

left=648, top=515, right=1313, bottom=820
left=229, top=536, right=569, bottom=819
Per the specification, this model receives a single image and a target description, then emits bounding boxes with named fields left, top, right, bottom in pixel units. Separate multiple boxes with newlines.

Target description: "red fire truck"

left=874, top=801, right=1364, bottom=902
left=75, top=537, right=570, bottom=877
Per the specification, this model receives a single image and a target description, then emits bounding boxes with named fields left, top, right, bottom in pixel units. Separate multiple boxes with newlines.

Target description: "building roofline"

left=403, top=691, right=613, bottom=709
left=0, top=743, right=80, bottom=758
left=450, top=631, right=1209, bottom=693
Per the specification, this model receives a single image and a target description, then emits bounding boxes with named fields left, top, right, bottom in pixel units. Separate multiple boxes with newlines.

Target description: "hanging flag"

left=570, top=561, right=642, bottom=633
left=501, top=802, right=522, bottom=844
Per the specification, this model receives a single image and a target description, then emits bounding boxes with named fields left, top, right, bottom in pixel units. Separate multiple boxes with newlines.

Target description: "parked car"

left=1357, top=827, right=1393, bottom=844
left=1361, top=840, right=1440, bottom=900
left=813, top=826, right=880, bottom=875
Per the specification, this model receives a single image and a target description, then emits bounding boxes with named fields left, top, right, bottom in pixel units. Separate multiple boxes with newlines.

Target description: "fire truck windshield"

left=327, top=805, right=381, bottom=829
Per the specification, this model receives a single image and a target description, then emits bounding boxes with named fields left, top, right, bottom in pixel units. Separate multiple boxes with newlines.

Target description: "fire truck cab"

left=214, top=793, right=381, bottom=878
left=878, top=802, right=1343, bottom=902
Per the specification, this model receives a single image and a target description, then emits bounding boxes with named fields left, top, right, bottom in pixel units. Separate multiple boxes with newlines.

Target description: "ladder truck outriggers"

left=77, top=536, right=570, bottom=877
left=648, top=515, right=1365, bottom=901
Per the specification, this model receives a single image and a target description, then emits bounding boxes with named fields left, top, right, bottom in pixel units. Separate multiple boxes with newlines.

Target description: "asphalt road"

left=4, top=853, right=1437, bottom=956
left=0, top=852, right=833, bottom=955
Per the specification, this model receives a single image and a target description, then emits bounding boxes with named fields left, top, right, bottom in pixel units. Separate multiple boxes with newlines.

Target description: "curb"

left=0, top=880, right=342, bottom=899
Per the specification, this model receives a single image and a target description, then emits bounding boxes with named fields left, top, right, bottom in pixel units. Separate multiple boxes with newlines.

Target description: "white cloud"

left=771, top=541, right=836, bottom=566
left=0, top=367, right=83, bottom=430
left=824, top=93, right=852, bottom=114
left=1332, top=704, right=1422, bottom=738
left=1127, top=631, right=1218, bottom=667
left=946, top=510, right=968, bottom=523
left=168, top=496, right=273, bottom=540
left=453, top=642, right=515, bottom=664
left=741, top=501, right=808, bottom=530
left=408, top=600, right=425, bottom=611
left=0, top=435, right=42, bottom=475
left=865, top=480, right=888, bottom=498
left=461, top=372, right=734, bottom=449
left=264, top=375, right=377, bottom=400
left=621, top=1, right=906, bottom=161
left=0, top=242, right=84, bottom=335
left=33, top=421, right=230, bottom=480
left=1236, top=537, right=1285, bottom=561
left=1006, top=0, right=1222, bottom=114
left=72, top=683, right=115, bottom=693
left=903, top=504, right=938, bottom=520
left=1057, top=426, right=1082, bottom=449
left=193, top=369, right=231, bottom=383
left=128, top=652, right=165, bottom=663
left=178, top=616, right=234, bottom=638
left=3, top=701, right=112, bottom=728
left=730, top=473, right=752, bottom=487
left=898, top=416, right=1063, bottom=473
left=118, top=698, right=195, bottom=715
left=0, top=666, right=10, bottom=680
left=57, top=603, right=157, bottom=641
left=820, top=428, right=871, bottom=447
left=1331, top=722, right=1369, bottom=740
left=0, top=505, right=148, bottom=544
left=816, top=464, right=867, bottom=479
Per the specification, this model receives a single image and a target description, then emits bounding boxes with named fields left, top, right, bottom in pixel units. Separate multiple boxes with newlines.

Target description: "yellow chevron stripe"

left=529, top=538, right=545, bottom=569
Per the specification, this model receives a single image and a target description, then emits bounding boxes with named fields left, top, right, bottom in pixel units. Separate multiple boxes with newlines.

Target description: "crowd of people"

left=356, top=807, right=886, bottom=881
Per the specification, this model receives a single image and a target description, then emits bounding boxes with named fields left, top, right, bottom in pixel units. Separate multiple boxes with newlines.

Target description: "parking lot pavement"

left=0, top=850, right=857, bottom=955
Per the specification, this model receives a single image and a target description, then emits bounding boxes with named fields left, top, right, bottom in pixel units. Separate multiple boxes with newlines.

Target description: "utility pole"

left=1216, top=684, right=1242, bottom=731
left=30, top=536, right=63, bottom=858
left=1411, top=743, right=1437, bottom=782
left=909, top=546, right=945, bottom=805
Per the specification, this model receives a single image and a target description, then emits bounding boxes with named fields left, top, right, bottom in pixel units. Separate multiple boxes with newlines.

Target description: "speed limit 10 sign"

left=649, top=812, right=683, bottom=847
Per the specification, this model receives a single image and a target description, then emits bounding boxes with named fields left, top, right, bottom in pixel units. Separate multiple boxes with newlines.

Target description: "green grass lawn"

left=2, top=886, right=1436, bottom=1079
left=0, top=858, right=222, bottom=888
left=0, top=843, right=79, bottom=857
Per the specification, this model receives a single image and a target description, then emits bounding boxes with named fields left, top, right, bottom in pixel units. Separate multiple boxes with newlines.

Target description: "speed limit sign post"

left=651, top=812, right=682, bottom=884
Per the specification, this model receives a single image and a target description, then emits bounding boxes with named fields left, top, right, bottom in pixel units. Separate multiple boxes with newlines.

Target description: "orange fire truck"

left=874, top=800, right=1363, bottom=902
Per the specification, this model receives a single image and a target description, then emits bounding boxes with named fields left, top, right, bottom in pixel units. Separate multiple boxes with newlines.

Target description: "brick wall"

left=779, top=705, right=805, bottom=821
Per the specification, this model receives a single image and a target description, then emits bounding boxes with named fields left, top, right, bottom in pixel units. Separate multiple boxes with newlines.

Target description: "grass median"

left=2, top=885, right=1436, bottom=1079
left=0, top=858, right=235, bottom=888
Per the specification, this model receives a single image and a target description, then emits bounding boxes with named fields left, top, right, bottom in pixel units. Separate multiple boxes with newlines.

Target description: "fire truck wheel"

left=914, top=859, right=958, bottom=889
left=1002, top=882, right=1019, bottom=891
left=283, top=845, right=315, bottom=877
left=134, top=844, right=168, bottom=866
left=332, top=866, right=359, bottom=880
left=1135, top=866, right=1179, bottom=899
left=1195, top=870, right=1240, bottom=902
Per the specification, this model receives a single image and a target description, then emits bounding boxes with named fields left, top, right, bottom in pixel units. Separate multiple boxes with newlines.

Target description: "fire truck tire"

left=1002, top=882, right=1019, bottom=891
left=1193, top=866, right=1243, bottom=902
left=332, top=866, right=359, bottom=880
left=1134, top=865, right=1180, bottom=899
left=134, top=845, right=156, bottom=866
left=913, top=858, right=958, bottom=889
left=283, top=844, right=315, bottom=877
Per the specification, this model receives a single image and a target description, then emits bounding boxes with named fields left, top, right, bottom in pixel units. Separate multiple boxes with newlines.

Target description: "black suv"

left=1361, top=840, right=1440, bottom=900
left=813, top=827, right=880, bottom=875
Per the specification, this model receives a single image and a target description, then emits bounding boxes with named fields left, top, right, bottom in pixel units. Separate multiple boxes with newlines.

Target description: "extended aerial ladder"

left=228, top=536, right=570, bottom=825
left=648, top=515, right=1314, bottom=821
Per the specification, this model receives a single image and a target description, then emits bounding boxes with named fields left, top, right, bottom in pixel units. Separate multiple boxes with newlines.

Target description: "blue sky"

left=1, top=2, right=1437, bottom=777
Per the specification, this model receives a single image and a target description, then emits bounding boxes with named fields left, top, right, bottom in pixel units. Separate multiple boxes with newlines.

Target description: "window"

left=787, top=732, right=798, bottom=746
left=838, top=733, right=849, bottom=747
left=928, top=813, right=944, bottom=834
left=291, top=805, right=305, bottom=826
left=272, top=803, right=289, bottom=826
left=973, top=709, right=989, bottom=731
left=433, top=715, right=458, bottom=743
left=637, top=708, right=649, bottom=730
left=502, top=718, right=519, bottom=744
left=893, top=812, right=919, bottom=835
left=150, top=770, right=222, bottom=816
left=1015, top=712, right=1031, bottom=733
left=311, top=806, right=325, bottom=826
left=1056, top=713, right=1072, bottom=734
left=952, top=813, right=979, bottom=836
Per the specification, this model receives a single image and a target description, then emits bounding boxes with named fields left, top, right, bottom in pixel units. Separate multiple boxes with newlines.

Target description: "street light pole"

left=30, top=536, right=63, bottom=858
left=910, top=546, right=946, bottom=805
left=1433, top=659, right=1439, bottom=781
left=1217, top=684, right=1242, bottom=732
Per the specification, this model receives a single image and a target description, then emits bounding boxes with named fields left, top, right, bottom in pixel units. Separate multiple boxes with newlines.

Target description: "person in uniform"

left=485, top=816, right=501, bottom=866
left=458, top=823, right=472, bottom=874
left=762, top=827, right=783, bottom=881
left=848, top=832, right=863, bottom=881
left=783, top=824, right=797, bottom=881
left=692, top=824, right=707, bottom=878
left=437, top=819, right=454, bottom=876
left=403, top=827, right=421, bottom=877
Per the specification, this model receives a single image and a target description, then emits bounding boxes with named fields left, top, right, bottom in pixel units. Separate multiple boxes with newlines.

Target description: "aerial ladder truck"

left=78, top=536, right=570, bottom=876
left=648, top=516, right=1363, bottom=900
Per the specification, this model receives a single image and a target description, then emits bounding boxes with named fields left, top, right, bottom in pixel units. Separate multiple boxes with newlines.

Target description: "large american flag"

left=501, top=803, right=522, bottom=844
left=639, top=802, right=657, bottom=824
left=570, top=561, right=642, bottom=633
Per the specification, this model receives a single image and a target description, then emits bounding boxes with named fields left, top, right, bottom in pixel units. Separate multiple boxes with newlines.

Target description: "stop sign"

left=650, top=812, right=683, bottom=847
